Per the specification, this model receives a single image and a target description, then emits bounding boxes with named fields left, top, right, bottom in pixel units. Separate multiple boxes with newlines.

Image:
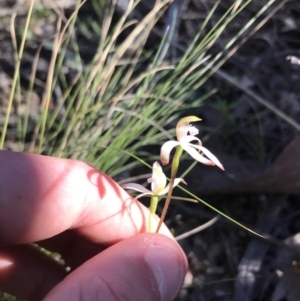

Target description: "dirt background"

left=0, top=0, right=300, bottom=300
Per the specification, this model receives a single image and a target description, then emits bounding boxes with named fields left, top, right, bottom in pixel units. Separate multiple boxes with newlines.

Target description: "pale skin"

left=0, top=151, right=187, bottom=301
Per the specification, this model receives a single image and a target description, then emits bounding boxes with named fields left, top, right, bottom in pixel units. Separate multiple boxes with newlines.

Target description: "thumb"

left=43, top=233, right=188, bottom=301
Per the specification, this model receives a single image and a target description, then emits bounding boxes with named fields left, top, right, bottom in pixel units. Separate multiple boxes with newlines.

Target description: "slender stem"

left=149, top=196, right=159, bottom=232
left=177, top=185, right=266, bottom=238
left=156, top=145, right=183, bottom=232
left=0, top=0, right=34, bottom=149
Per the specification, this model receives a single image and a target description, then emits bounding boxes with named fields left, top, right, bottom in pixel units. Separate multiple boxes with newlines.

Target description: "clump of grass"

left=1, top=0, right=278, bottom=178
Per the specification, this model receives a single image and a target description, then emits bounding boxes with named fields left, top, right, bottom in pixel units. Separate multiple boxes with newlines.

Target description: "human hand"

left=0, top=151, right=187, bottom=301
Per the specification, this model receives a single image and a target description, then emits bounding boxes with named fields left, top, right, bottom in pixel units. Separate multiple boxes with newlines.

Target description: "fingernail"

left=145, top=242, right=186, bottom=301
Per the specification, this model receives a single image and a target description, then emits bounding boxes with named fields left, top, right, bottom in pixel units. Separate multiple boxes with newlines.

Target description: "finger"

left=37, top=231, right=105, bottom=269
left=0, top=244, right=66, bottom=301
left=44, top=233, right=188, bottom=301
left=0, top=234, right=187, bottom=301
left=0, top=234, right=106, bottom=300
left=0, top=151, right=171, bottom=245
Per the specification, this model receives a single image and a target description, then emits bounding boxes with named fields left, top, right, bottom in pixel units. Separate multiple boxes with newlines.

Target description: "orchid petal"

left=181, top=135, right=202, bottom=146
left=160, top=178, right=186, bottom=195
left=181, top=144, right=215, bottom=166
left=135, top=193, right=153, bottom=200
left=151, top=161, right=167, bottom=194
left=160, top=140, right=180, bottom=165
left=187, top=143, right=224, bottom=170
left=121, top=183, right=152, bottom=194
left=176, top=116, right=201, bottom=140
left=199, top=147, right=225, bottom=170
left=177, top=116, right=202, bottom=125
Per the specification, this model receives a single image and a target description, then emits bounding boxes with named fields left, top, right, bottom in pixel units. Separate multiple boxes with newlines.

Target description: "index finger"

left=0, top=151, right=171, bottom=245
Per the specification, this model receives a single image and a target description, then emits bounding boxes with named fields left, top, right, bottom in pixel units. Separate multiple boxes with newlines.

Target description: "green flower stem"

left=156, top=145, right=183, bottom=232
left=149, top=195, right=159, bottom=232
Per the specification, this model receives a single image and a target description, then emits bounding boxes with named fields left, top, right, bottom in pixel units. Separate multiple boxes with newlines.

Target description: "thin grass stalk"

left=166, top=0, right=253, bottom=100
left=38, top=0, right=86, bottom=152
left=38, top=14, right=63, bottom=152
left=193, top=0, right=286, bottom=90
left=85, top=0, right=135, bottom=92
left=22, top=44, right=43, bottom=149
left=0, top=0, right=35, bottom=149
left=10, top=13, right=23, bottom=150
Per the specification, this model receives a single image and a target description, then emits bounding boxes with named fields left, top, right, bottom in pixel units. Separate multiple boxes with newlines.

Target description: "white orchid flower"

left=122, top=161, right=185, bottom=199
left=160, top=116, right=224, bottom=170
left=122, top=161, right=185, bottom=232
